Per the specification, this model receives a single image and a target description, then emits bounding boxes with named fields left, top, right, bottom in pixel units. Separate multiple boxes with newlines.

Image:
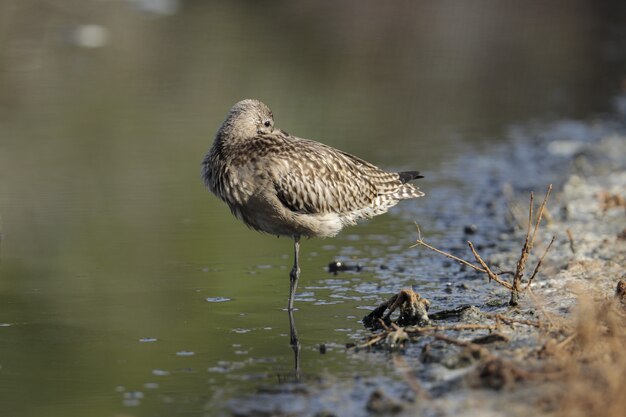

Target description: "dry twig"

left=524, top=236, right=556, bottom=291
left=566, top=228, right=576, bottom=254
left=468, top=242, right=513, bottom=289
left=413, top=185, right=556, bottom=306
left=488, top=313, right=542, bottom=328
left=411, top=224, right=486, bottom=273
left=392, top=354, right=431, bottom=399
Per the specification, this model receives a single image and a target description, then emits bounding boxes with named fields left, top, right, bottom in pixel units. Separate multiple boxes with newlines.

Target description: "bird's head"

left=219, top=99, right=274, bottom=140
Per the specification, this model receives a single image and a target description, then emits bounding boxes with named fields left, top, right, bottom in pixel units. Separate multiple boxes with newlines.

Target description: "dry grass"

left=598, top=190, right=626, bottom=213
left=548, top=288, right=626, bottom=417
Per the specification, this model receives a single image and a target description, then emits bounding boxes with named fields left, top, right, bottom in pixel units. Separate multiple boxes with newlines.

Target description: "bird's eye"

left=264, top=120, right=271, bottom=127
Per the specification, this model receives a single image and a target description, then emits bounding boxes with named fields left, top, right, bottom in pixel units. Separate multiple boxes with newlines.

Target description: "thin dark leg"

left=288, top=236, right=301, bottom=311
left=288, top=308, right=301, bottom=380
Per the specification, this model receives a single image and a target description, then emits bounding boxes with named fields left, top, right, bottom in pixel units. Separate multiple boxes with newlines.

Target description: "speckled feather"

left=202, top=99, right=424, bottom=238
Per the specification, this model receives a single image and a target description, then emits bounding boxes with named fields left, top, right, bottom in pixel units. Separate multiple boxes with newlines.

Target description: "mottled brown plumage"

left=201, top=99, right=424, bottom=310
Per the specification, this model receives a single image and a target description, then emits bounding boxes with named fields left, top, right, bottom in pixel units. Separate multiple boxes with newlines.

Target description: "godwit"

left=202, top=99, right=424, bottom=311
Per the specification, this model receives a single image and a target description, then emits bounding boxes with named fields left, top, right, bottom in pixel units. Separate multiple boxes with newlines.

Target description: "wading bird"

left=202, top=99, right=424, bottom=311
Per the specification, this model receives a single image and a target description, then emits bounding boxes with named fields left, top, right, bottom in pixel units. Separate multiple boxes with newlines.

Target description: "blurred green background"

left=0, top=1, right=625, bottom=416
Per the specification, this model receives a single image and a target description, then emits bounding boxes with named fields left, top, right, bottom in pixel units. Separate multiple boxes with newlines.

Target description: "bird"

left=201, top=99, right=425, bottom=311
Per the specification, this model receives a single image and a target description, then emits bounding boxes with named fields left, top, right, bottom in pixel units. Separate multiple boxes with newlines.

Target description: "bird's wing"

left=270, top=136, right=410, bottom=215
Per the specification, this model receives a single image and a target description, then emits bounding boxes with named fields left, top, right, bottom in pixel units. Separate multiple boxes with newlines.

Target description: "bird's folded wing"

left=272, top=138, right=404, bottom=215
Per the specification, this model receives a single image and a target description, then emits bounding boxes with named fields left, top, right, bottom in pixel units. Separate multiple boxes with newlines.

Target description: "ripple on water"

left=313, top=300, right=343, bottom=305
left=152, top=369, right=170, bottom=376
left=226, top=373, right=268, bottom=382
left=206, top=297, right=231, bottom=303
left=320, top=279, right=350, bottom=286
left=231, top=328, right=251, bottom=334
left=353, top=283, right=380, bottom=294
left=295, top=291, right=317, bottom=302
left=296, top=291, right=315, bottom=297
left=176, top=350, right=195, bottom=356
left=123, top=391, right=144, bottom=399
left=122, top=391, right=144, bottom=407
left=208, top=360, right=246, bottom=373
left=329, top=294, right=363, bottom=301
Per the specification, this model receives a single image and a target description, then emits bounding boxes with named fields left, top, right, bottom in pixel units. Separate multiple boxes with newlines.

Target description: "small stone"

left=328, top=260, right=363, bottom=274
left=472, top=333, right=510, bottom=345
left=366, top=389, right=403, bottom=414
left=464, top=224, right=478, bottom=235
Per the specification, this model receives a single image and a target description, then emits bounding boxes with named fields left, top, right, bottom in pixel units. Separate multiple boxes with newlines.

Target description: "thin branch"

left=468, top=241, right=513, bottom=289
left=411, top=185, right=554, bottom=306
left=513, top=191, right=534, bottom=290
left=406, top=323, right=499, bottom=333
left=411, top=224, right=486, bottom=273
left=530, top=184, right=552, bottom=247
left=392, top=354, right=431, bottom=399
left=488, top=314, right=542, bottom=328
left=378, top=318, right=391, bottom=331
left=527, top=191, right=534, bottom=239
left=524, top=235, right=556, bottom=290
left=429, top=333, right=488, bottom=355
left=556, top=333, right=577, bottom=350
left=566, top=228, right=576, bottom=254
left=356, top=333, right=387, bottom=349
left=525, top=287, right=557, bottom=328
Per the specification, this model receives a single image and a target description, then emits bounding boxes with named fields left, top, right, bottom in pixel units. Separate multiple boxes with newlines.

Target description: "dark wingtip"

left=398, top=171, right=424, bottom=183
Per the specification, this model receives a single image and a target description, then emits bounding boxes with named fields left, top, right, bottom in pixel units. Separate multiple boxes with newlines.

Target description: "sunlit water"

left=1, top=2, right=625, bottom=416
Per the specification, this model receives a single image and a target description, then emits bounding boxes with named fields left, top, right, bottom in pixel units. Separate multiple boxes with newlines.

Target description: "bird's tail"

left=395, top=171, right=424, bottom=199
left=397, top=171, right=424, bottom=183
left=396, top=183, right=425, bottom=199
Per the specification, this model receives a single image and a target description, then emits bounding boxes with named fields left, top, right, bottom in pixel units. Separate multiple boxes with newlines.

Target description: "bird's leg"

left=288, top=236, right=301, bottom=311
left=288, top=236, right=301, bottom=379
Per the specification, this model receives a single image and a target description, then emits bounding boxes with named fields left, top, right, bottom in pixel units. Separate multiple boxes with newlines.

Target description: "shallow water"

left=1, top=2, right=625, bottom=416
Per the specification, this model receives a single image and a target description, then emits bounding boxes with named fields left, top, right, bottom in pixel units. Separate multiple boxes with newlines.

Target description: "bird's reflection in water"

left=277, top=309, right=301, bottom=383
left=289, top=309, right=301, bottom=380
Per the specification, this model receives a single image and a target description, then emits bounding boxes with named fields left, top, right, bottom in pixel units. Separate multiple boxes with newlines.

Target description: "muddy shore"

left=228, top=107, right=626, bottom=417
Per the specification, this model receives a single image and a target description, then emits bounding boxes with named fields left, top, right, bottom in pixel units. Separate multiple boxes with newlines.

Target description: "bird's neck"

left=216, top=122, right=256, bottom=148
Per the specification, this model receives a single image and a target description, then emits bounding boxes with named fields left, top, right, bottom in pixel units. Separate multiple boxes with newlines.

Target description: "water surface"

left=1, top=1, right=625, bottom=416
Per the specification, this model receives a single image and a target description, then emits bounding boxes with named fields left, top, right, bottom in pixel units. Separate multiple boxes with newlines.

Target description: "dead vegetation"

left=353, top=184, right=626, bottom=417
left=550, top=288, right=626, bottom=417
left=412, top=185, right=555, bottom=306
left=362, top=288, right=430, bottom=328
left=354, top=280, right=626, bottom=417
left=598, top=190, right=626, bottom=213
